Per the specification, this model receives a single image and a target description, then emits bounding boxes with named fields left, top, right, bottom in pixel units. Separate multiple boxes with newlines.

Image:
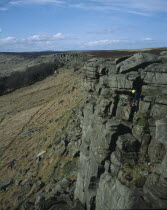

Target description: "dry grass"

left=0, top=68, right=83, bottom=208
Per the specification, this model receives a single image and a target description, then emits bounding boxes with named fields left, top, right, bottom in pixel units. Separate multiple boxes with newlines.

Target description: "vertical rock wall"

left=75, top=53, right=167, bottom=209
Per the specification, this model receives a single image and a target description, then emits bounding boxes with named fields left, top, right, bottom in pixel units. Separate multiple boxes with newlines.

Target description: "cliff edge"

left=75, top=52, right=167, bottom=209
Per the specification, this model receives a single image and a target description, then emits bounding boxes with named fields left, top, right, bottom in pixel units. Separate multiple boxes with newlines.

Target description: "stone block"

left=151, top=104, right=167, bottom=119
left=155, top=119, right=167, bottom=146
left=117, top=133, right=139, bottom=152
left=116, top=53, right=159, bottom=73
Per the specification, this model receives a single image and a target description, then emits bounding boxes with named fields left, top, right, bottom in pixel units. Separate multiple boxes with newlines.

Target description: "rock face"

left=75, top=53, right=167, bottom=209
left=54, top=53, right=89, bottom=70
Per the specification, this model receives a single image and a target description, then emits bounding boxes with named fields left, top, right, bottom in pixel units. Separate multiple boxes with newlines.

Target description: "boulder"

left=0, top=178, right=13, bottom=191
left=61, top=178, right=70, bottom=188
left=36, top=150, right=46, bottom=158
left=116, top=53, right=159, bottom=73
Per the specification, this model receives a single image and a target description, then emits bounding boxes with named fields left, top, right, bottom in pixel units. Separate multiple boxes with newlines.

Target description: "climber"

left=131, top=89, right=140, bottom=106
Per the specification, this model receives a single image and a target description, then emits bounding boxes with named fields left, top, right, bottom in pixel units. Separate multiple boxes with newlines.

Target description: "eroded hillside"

left=0, top=68, right=83, bottom=209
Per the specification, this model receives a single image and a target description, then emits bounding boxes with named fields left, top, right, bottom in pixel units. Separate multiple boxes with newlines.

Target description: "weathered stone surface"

left=117, top=133, right=139, bottom=152
left=75, top=154, right=99, bottom=210
left=148, top=138, right=166, bottom=164
left=143, top=96, right=155, bottom=102
left=116, top=53, right=159, bottom=73
left=139, top=101, right=150, bottom=113
left=0, top=178, right=13, bottom=191
left=155, top=119, right=167, bottom=146
left=155, top=98, right=167, bottom=105
left=144, top=72, right=167, bottom=84
left=144, top=63, right=167, bottom=73
left=110, top=163, right=120, bottom=176
left=75, top=53, right=167, bottom=210
left=108, top=75, right=133, bottom=89
left=151, top=104, right=167, bottom=119
left=143, top=173, right=167, bottom=209
left=156, top=154, right=167, bottom=176
left=96, top=174, right=147, bottom=210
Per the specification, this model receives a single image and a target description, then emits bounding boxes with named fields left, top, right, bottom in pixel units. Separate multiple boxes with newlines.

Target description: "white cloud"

left=142, top=37, right=154, bottom=41
left=3, top=0, right=167, bottom=16
left=0, top=7, right=8, bottom=11
left=85, top=39, right=126, bottom=47
left=127, top=10, right=150, bottom=17
left=9, top=0, right=64, bottom=6
left=25, top=33, right=65, bottom=42
left=70, top=0, right=167, bottom=16
left=0, top=33, right=68, bottom=51
left=0, top=37, right=16, bottom=45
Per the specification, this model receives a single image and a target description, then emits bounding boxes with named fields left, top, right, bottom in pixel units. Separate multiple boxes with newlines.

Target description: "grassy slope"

left=0, top=68, right=82, bottom=208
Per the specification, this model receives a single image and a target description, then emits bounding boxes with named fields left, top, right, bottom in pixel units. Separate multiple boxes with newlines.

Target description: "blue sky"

left=0, top=0, right=167, bottom=52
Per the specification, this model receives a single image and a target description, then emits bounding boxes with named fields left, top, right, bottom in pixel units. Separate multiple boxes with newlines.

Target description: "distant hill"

left=0, top=47, right=166, bottom=77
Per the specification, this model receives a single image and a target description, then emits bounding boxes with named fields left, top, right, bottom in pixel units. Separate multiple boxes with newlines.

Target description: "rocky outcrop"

left=54, top=53, right=89, bottom=70
left=0, top=52, right=89, bottom=96
left=75, top=52, right=167, bottom=209
left=0, top=52, right=89, bottom=77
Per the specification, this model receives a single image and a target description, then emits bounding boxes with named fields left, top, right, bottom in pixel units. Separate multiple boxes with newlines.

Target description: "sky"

left=0, top=0, right=167, bottom=52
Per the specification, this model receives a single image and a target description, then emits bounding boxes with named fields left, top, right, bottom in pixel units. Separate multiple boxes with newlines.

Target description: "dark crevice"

left=90, top=196, right=96, bottom=210
left=118, top=124, right=132, bottom=135
left=88, top=176, right=98, bottom=190
left=97, top=165, right=105, bottom=178
left=133, top=77, right=143, bottom=91
left=109, top=132, right=119, bottom=153
left=112, top=95, right=119, bottom=116
left=115, top=55, right=132, bottom=65
left=73, top=151, right=80, bottom=158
